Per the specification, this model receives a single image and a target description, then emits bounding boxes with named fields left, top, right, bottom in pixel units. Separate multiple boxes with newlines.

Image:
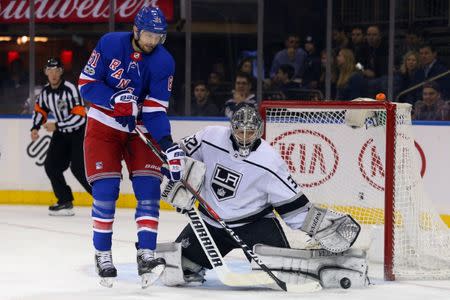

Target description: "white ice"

left=0, top=205, right=449, bottom=300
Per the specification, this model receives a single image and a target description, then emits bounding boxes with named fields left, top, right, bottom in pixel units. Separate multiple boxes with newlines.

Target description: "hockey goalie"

left=157, top=104, right=369, bottom=290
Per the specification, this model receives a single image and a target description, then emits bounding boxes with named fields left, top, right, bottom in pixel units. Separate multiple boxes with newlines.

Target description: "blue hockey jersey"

left=78, top=32, right=175, bottom=143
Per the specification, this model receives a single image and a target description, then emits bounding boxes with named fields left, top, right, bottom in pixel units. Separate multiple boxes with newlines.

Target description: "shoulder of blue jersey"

left=150, top=45, right=175, bottom=69
left=99, top=32, right=130, bottom=50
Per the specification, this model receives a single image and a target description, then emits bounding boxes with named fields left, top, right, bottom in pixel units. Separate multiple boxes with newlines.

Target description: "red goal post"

left=260, top=100, right=450, bottom=281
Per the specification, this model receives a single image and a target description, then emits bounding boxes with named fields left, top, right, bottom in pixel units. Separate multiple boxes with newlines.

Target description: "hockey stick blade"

left=287, top=282, right=322, bottom=293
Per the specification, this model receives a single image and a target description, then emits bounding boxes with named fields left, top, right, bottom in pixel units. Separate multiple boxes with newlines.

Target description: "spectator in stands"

left=332, top=26, right=349, bottom=55
left=207, top=71, right=230, bottom=110
left=443, top=101, right=450, bottom=121
left=365, top=25, right=388, bottom=78
left=415, top=44, right=450, bottom=99
left=0, top=59, right=29, bottom=114
left=302, top=36, right=321, bottom=89
left=397, top=28, right=423, bottom=59
left=364, top=25, right=389, bottom=96
left=224, top=72, right=256, bottom=118
left=191, top=81, right=220, bottom=117
left=208, top=71, right=222, bottom=86
left=237, top=57, right=257, bottom=90
left=272, top=64, right=301, bottom=100
left=349, top=26, right=369, bottom=69
left=269, top=33, right=307, bottom=80
left=396, top=51, right=420, bottom=104
left=211, top=60, right=227, bottom=82
left=318, top=50, right=337, bottom=99
left=413, top=82, right=447, bottom=120
left=335, top=49, right=367, bottom=100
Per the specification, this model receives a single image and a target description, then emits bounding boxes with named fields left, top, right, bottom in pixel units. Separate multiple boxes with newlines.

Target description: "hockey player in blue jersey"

left=78, top=5, right=185, bottom=288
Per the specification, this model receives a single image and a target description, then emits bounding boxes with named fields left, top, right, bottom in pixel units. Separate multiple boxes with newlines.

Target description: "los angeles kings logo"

left=211, top=164, right=242, bottom=201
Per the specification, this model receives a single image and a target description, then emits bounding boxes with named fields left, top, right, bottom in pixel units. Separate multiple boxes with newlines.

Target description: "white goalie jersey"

left=179, top=125, right=311, bottom=229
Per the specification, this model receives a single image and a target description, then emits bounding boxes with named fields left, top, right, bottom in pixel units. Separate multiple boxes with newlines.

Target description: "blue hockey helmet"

left=134, top=6, right=167, bottom=43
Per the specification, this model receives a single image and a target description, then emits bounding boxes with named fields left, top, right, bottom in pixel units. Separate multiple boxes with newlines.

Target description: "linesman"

left=30, top=57, right=92, bottom=216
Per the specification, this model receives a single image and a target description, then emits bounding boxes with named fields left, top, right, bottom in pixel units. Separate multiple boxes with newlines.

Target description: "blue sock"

left=91, top=178, right=120, bottom=251
left=133, top=176, right=161, bottom=250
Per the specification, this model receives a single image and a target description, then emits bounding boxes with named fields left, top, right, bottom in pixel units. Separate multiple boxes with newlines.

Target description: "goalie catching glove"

left=301, top=205, right=361, bottom=253
left=160, top=157, right=206, bottom=213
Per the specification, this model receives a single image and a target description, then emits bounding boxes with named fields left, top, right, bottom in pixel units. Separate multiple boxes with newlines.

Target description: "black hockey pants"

left=44, top=126, right=92, bottom=204
left=175, top=216, right=291, bottom=269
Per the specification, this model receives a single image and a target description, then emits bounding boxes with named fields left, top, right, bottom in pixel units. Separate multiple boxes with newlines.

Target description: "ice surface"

left=0, top=205, right=449, bottom=300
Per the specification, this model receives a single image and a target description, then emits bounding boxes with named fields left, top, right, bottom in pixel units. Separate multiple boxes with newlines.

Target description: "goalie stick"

left=134, top=127, right=287, bottom=291
left=186, top=205, right=276, bottom=287
left=185, top=207, right=321, bottom=292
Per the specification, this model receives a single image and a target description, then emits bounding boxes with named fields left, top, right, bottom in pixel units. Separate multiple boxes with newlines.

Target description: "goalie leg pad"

left=156, top=242, right=206, bottom=286
left=156, top=242, right=185, bottom=286
left=252, top=244, right=369, bottom=289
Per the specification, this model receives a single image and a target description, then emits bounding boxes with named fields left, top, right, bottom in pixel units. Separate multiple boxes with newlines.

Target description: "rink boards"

left=0, top=117, right=449, bottom=227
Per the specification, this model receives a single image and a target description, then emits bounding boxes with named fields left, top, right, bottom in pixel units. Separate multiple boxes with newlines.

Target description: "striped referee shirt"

left=32, top=80, right=86, bottom=133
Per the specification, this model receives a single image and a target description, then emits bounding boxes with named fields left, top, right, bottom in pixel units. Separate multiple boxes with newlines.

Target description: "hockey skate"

left=95, top=250, right=117, bottom=288
left=137, top=248, right=166, bottom=289
left=48, top=202, right=75, bottom=216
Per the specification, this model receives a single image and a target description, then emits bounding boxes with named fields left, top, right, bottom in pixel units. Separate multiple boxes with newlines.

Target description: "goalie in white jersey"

left=158, top=104, right=369, bottom=289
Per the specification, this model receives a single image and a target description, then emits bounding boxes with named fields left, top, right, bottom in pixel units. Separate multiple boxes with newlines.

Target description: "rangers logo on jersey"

left=211, top=164, right=242, bottom=201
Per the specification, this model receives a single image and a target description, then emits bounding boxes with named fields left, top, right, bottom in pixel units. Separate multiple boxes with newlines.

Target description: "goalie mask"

left=230, top=104, right=263, bottom=157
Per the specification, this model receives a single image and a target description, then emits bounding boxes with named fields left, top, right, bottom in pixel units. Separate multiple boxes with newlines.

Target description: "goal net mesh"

left=262, top=101, right=450, bottom=280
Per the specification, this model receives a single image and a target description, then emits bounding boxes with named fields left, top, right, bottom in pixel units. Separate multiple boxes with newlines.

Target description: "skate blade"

left=49, top=209, right=75, bottom=216
left=99, top=277, right=114, bottom=288
left=141, top=264, right=165, bottom=289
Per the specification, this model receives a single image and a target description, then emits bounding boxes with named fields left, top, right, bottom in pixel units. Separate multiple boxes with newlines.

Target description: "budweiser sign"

left=0, top=0, right=174, bottom=23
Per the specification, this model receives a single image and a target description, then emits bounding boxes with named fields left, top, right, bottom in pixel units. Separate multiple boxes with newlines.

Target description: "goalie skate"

left=95, top=250, right=117, bottom=288
left=137, top=248, right=166, bottom=289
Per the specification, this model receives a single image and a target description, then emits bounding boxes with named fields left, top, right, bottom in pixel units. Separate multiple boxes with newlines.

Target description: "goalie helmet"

left=134, top=6, right=167, bottom=44
left=230, top=104, right=263, bottom=157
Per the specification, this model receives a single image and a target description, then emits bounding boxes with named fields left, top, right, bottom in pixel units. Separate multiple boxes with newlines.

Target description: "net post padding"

left=384, top=102, right=396, bottom=281
left=260, top=100, right=450, bottom=281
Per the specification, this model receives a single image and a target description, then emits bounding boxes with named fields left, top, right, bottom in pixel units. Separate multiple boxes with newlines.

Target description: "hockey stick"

left=186, top=205, right=276, bottom=287
left=134, top=127, right=287, bottom=291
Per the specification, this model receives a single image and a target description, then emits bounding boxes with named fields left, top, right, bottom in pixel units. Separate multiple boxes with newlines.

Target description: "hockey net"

left=260, top=100, right=450, bottom=280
